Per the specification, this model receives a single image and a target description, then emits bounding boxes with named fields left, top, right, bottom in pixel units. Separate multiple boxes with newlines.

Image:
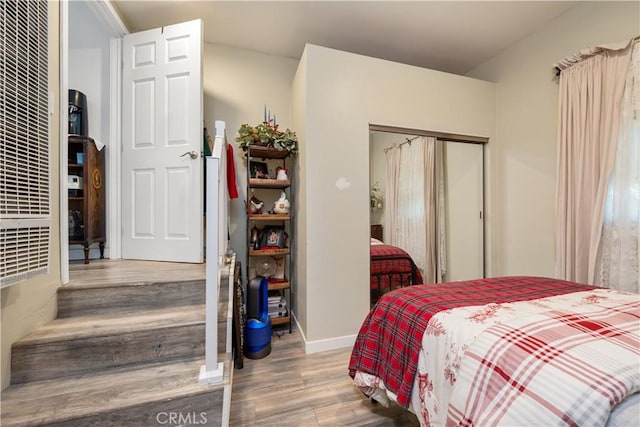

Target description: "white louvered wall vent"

left=1, top=0, right=51, bottom=288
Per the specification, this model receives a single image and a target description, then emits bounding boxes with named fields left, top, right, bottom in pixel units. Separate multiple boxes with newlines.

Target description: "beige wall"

left=1, top=3, right=62, bottom=390
left=467, top=1, right=640, bottom=277
left=291, top=50, right=308, bottom=335
left=202, top=43, right=299, bottom=275
left=293, top=45, right=495, bottom=347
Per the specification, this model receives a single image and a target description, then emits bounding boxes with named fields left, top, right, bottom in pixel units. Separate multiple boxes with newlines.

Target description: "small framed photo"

left=250, top=161, right=269, bottom=179
left=262, top=226, right=285, bottom=248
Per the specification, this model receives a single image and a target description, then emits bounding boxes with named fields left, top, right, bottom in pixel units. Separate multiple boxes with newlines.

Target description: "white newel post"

left=199, top=121, right=226, bottom=385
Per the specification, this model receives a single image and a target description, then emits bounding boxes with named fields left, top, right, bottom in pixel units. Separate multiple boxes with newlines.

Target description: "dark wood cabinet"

left=371, top=224, right=383, bottom=242
left=68, top=135, right=106, bottom=263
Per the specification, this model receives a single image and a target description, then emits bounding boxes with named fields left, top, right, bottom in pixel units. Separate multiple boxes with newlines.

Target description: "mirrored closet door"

left=369, top=126, right=486, bottom=283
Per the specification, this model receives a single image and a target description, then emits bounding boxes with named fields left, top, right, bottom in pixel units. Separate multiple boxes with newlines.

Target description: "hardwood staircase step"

left=5, top=259, right=235, bottom=426
left=57, top=279, right=205, bottom=318
left=1, top=353, right=232, bottom=427
left=10, top=305, right=210, bottom=384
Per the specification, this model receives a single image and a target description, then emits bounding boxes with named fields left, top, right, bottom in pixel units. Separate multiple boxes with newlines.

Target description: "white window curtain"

left=555, top=40, right=633, bottom=285
left=384, top=145, right=400, bottom=248
left=596, top=41, right=640, bottom=294
left=384, top=136, right=445, bottom=283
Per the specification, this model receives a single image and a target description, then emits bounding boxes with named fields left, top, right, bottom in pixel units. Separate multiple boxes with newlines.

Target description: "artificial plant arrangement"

left=370, top=181, right=383, bottom=209
left=235, top=106, right=298, bottom=155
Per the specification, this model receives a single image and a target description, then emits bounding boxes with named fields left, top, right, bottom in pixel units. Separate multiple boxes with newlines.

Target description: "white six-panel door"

left=121, top=20, right=203, bottom=262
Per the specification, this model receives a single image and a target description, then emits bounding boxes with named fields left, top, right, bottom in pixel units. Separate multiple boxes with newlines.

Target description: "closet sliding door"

left=443, top=141, right=484, bottom=281
left=369, top=127, right=486, bottom=285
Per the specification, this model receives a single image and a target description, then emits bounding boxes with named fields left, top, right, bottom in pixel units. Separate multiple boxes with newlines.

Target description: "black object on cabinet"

left=68, top=89, right=88, bottom=136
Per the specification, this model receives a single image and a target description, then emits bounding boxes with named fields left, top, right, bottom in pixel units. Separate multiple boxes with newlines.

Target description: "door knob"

left=180, top=150, right=198, bottom=160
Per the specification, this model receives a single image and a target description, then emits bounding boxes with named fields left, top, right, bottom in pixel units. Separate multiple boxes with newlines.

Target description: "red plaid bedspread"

left=348, top=276, right=595, bottom=408
left=446, top=293, right=640, bottom=426
left=370, top=244, right=423, bottom=290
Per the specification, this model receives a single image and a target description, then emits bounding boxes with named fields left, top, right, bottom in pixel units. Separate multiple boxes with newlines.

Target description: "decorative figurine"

left=249, top=195, right=264, bottom=214
left=275, top=166, right=288, bottom=181
left=250, top=226, right=260, bottom=245
left=272, top=192, right=290, bottom=214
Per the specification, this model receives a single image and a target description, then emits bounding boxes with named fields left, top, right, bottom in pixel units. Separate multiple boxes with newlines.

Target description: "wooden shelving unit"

left=246, top=144, right=294, bottom=333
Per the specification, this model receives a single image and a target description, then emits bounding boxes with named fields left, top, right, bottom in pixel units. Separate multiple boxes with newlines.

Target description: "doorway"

left=64, top=0, right=126, bottom=274
left=63, top=2, right=204, bottom=281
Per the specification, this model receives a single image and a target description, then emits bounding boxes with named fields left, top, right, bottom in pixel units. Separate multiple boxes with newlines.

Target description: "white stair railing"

left=199, top=120, right=227, bottom=385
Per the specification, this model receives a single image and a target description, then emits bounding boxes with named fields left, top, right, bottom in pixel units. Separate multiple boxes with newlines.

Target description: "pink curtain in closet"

left=555, top=40, right=633, bottom=284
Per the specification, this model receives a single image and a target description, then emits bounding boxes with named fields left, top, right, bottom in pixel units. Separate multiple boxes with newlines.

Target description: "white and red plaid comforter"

left=444, top=289, right=640, bottom=427
left=350, top=278, right=640, bottom=427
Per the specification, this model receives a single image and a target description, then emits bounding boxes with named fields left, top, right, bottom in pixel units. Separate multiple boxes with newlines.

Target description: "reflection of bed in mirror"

left=370, top=237, right=423, bottom=306
left=369, top=125, right=487, bottom=286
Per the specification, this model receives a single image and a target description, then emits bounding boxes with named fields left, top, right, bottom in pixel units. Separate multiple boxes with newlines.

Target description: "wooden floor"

left=68, top=259, right=206, bottom=286
left=230, top=330, right=419, bottom=426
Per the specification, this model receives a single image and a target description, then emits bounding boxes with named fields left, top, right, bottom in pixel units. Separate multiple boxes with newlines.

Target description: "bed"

left=349, top=276, right=640, bottom=426
left=370, top=238, right=423, bottom=305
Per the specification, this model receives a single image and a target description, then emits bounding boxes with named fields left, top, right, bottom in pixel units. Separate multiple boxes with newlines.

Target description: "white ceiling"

left=111, top=1, right=578, bottom=75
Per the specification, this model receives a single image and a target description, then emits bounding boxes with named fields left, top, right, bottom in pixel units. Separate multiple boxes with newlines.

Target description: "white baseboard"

left=292, top=313, right=357, bottom=354
left=305, top=333, right=357, bottom=354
